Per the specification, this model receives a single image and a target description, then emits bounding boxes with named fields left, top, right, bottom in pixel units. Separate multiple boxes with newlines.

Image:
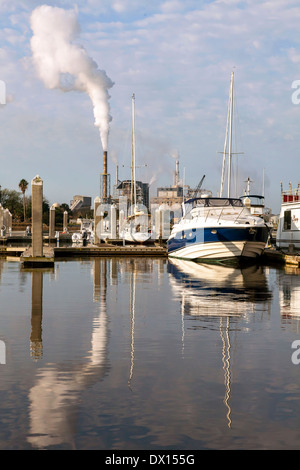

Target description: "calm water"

left=0, top=256, right=300, bottom=450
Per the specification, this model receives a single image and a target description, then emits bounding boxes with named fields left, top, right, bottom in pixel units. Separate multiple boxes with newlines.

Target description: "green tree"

left=53, top=203, right=71, bottom=227
left=42, top=198, right=50, bottom=225
left=18, top=179, right=28, bottom=222
left=0, top=189, right=23, bottom=219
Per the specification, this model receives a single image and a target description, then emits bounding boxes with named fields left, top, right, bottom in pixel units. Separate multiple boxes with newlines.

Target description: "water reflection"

left=278, top=265, right=300, bottom=327
left=168, top=259, right=272, bottom=319
left=30, top=269, right=52, bottom=359
left=220, top=316, right=231, bottom=428
left=128, top=268, right=136, bottom=390
left=26, top=259, right=109, bottom=449
left=3, top=257, right=297, bottom=449
left=168, top=259, right=273, bottom=428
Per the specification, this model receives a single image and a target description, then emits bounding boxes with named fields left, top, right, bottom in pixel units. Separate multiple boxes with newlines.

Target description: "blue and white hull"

left=167, top=197, right=270, bottom=264
left=168, top=226, right=268, bottom=263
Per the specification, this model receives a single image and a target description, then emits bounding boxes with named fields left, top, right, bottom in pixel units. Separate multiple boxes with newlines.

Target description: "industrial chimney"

left=102, top=150, right=108, bottom=202
left=173, top=159, right=179, bottom=186
left=116, top=164, right=119, bottom=186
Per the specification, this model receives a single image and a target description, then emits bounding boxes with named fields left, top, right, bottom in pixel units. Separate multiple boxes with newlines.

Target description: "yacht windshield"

left=185, top=197, right=243, bottom=208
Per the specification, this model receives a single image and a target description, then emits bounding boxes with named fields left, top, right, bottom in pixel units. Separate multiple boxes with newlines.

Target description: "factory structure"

left=151, top=159, right=183, bottom=207
left=70, top=195, right=92, bottom=218
left=115, top=180, right=150, bottom=209
left=150, top=158, right=211, bottom=207
left=69, top=151, right=210, bottom=232
left=99, top=150, right=149, bottom=209
left=100, top=150, right=110, bottom=204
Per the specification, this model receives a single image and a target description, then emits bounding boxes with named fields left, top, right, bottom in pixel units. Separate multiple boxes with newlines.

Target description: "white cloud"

left=288, top=48, right=300, bottom=64
left=160, top=0, right=186, bottom=13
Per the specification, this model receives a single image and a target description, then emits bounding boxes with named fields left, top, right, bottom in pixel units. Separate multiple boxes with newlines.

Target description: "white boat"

left=167, top=196, right=269, bottom=263
left=72, top=218, right=94, bottom=244
left=120, top=210, right=151, bottom=243
left=240, top=194, right=265, bottom=217
left=167, top=72, right=270, bottom=264
left=240, top=174, right=272, bottom=221
left=120, top=94, right=151, bottom=243
left=276, top=185, right=300, bottom=250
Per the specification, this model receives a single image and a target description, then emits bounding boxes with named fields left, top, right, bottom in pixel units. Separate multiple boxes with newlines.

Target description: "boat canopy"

left=240, top=194, right=264, bottom=199
left=184, top=197, right=244, bottom=208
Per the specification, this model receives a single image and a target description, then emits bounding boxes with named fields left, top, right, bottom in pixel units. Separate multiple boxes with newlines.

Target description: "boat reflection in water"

left=168, top=259, right=272, bottom=318
left=168, top=259, right=272, bottom=427
left=278, top=265, right=300, bottom=325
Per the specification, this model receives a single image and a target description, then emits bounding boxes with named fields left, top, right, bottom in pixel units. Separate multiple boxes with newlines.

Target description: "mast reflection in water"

left=27, top=259, right=109, bottom=449
left=168, top=259, right=273, bottom=428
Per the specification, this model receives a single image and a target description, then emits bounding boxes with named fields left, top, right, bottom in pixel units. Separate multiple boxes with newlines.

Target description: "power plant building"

left=150, top=159, right=185, bottom=207
left=70, top=195, right=92, bottom=217
left=151, top=186, right=184, bottom=206
left=116, top=180, right=150, bottom=209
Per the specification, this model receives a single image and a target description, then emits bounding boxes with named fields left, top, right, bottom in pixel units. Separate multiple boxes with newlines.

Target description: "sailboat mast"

left=220, top=100, right=229, bottom=197
left=131, top=93, right=137, bottom=210
left=220, top=72, right=234, bottom=198
left=227, top=71, right=234, bottom=198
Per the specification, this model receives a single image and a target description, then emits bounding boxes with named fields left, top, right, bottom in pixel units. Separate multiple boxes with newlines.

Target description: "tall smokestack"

left=102, top=150, right=108, bottom=202
left=174, top=159, right=179, bottom=186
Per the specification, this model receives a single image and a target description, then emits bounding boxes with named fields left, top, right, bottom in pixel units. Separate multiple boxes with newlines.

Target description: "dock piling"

left=20, top=175, right=54, bottom=267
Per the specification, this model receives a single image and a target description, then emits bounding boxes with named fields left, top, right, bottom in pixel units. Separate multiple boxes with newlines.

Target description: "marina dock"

left=0, top=237, right=168, bottom=260
left=54, top=244, right=167, bottom=258
left=1, top=235, right=300, bottom=266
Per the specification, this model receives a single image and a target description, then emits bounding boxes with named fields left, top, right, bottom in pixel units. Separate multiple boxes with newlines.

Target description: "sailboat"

left=120, top=94, right=151, bottom=243
left=167, top=72, right=270, bottom=264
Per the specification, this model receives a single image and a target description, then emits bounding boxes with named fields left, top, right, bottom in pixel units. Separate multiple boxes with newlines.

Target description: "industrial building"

left=150, top=159, right=211, bottom=208
left=115, top=180, right=150, bottom=209
left=151, top=159, right=185, bottom=207
left=70, top=195, right=92, bottom=218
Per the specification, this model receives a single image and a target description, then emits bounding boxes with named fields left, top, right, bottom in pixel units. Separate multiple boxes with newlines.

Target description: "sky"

left=0, top=0, right=300, bottom=213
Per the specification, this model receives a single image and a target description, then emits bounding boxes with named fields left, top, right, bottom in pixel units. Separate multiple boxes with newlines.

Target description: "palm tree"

left=18, top=179, right=28, bottom=222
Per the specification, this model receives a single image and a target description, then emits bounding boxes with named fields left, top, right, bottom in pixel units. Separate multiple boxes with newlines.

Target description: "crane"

left=192, top=175, right=205, bottom=197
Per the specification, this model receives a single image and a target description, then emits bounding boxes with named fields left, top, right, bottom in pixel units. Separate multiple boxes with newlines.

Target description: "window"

left=284, top=210, right=291, bottom=230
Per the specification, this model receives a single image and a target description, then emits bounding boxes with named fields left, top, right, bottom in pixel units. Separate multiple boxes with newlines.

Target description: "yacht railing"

left=188, top=205, right=252, bottom=225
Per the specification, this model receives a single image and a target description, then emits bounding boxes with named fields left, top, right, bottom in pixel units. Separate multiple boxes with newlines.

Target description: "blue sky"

left=0, top=0, right=300, bottom=212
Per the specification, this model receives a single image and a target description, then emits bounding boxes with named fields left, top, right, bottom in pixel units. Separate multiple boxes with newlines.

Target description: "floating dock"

left=2, top=234, right=300, bottom=266
left=54, top=244, right=167, bottom=258
left=0, top=242, right=167, bottom=260
left=20, top=246, right=55, bottom=267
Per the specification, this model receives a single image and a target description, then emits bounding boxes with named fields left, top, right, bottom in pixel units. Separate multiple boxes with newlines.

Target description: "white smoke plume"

left=30, top=5, right=114, bottom=151
left=170, top=149, right=180, bottom=159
